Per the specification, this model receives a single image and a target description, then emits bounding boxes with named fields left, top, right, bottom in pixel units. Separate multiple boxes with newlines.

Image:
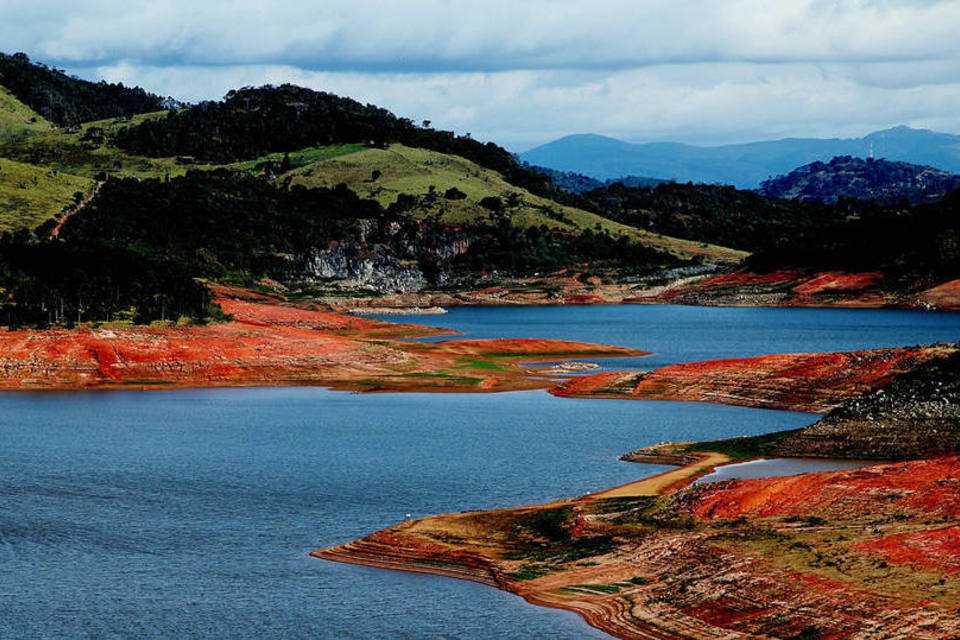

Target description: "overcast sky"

left=3, top=0, right=959, bottom=150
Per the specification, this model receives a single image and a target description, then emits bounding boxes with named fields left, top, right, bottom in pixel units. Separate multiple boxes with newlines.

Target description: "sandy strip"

left=588, top=452, right=732, bottom=499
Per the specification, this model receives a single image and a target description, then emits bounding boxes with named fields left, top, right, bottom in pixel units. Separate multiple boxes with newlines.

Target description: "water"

left=695, top=457, right=870, bottom=484
left=2, top=306, right=958, bottom=639
left=376, top=304, right=960, bottom=370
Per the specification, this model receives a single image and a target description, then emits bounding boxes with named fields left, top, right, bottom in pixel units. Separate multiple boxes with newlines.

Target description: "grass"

left=0, top=157, right=93, bottom=232
left=0, top=86, right=54, bottom=143
left=678, top=429, right=805, bottom=462
left=0, top=110, right=217, bottom=181
left=0, top=98, right=746, bottom=265
left=230, top=144, right=366, bottom=174
left=285, top=144, right=746, bottom=264
left=559, top=583, right=623, bottom=594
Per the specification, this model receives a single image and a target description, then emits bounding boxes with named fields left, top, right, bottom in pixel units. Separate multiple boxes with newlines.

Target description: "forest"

left=0, top=171, right=681, bottom=327
left=0, top=52, right=171, bottom=127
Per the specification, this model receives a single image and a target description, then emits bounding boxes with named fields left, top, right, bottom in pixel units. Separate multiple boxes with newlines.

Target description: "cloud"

left=2, top=1, right=959, bottom=148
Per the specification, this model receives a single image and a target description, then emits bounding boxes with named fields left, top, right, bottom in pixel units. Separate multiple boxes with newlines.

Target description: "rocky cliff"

left=307, top=242, right=427, bottom=293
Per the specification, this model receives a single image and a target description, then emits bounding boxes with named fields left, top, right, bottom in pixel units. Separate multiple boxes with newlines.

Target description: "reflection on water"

left=696, top=457, right=871, bottom=484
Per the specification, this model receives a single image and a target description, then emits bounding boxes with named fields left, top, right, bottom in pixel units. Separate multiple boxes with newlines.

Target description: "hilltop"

left=758, top=155, right=960, bottom=204
left=0, top=52, right=172, bottom=127
left=520, top=127, right=960, bottom=188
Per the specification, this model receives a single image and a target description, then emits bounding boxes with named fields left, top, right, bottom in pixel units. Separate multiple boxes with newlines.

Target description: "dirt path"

left=48, top=179, right=103, bottom=240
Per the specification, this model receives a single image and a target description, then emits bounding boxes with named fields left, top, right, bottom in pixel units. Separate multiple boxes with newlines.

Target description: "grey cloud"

left=4, top=1, right=960, bottom=148
left=3, top=1, right=960, bottom=73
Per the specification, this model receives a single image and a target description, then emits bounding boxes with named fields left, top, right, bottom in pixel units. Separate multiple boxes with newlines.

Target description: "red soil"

left=914, top=279, right=960, bottom=311
left=552, top=346, right=946, bottom=412
left=631, top=269, right=953, bottom=310
left=0, top=291, right=639, bottom=391
left=855, top=525, right=960, bottom=573
left=791, top=271, right=884, bottom=295
left=685, top=456, right=960, bottom=522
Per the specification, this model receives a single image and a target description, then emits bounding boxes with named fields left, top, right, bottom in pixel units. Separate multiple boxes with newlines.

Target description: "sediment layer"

left=551, top=345, right=957, bottom=412
left=625, top=270, right=960, bottom=310
left=317, top=457, right=960, bottom=639
left=319, top=270, right=960, bottom=311
left=0, top=288, right=642, bottom=391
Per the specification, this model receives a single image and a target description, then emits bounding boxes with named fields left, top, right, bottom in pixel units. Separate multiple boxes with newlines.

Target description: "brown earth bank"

left=316, top=456, right=960, bottom=640
left=0, top=286, right=643, bottom=392
left=625, top=270, right=960, bottom=311
left=550, top=345, right=958, bottom=413
left=315, top=270, right=960, bottom=311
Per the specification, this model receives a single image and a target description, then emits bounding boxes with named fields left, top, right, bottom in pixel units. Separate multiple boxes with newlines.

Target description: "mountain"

left=520, top=127, right=960, bottom=188
left=527, top=165, right=666, bottom=193
left=757, top=155, right=960, bottom=204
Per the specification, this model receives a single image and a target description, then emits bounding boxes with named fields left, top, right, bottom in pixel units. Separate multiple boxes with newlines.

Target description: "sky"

left=3, top=0, right=960, bottom=151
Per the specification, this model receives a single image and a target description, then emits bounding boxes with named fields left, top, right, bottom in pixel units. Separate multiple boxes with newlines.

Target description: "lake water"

left=2, top=305, right=958, bottom=639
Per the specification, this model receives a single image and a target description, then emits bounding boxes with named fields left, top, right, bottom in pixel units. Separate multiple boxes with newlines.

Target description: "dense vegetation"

left=758, top=155, right=960, bottom=205
left=576, top=181, right=847, bottom=253
left=448, top=212, right=681, bottom=275
left=0, top=171, right=382, bottom=325
left=747, top=190, right=960, bottom=280
left=0, top=52, right=171, bottom=127
left=0, top=170, right=680, bottom=326
left=112, top=85, right=576, bottom=204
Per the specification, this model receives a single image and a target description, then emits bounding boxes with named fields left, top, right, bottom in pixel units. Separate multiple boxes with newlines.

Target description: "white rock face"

left=308, top=243, right=427, bottom=293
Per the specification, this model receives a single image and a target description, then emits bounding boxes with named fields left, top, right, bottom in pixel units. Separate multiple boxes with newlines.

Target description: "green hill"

left=0, top=85, right=54, bottom=141
left=0, top=157, right=93, bottom=232
left=0, top=111, right=212, bottom=181
left=285, top=144, right=746, bottom=263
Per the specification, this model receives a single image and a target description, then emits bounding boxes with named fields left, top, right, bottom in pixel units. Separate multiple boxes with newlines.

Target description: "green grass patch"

left=0, top=157, right=93, bottom=232
left=285, top=143, right=745, bottom=264
left=230, top=144, right=366, bottom=174
left=559, top=583, right=622, bottom=594
left=677, top=429, right=805, bottom=462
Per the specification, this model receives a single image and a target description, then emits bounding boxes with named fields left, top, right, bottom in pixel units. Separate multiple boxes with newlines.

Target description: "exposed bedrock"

left=307, top=242, right=427, bottom=293
left=551, top=345, right=957, bottom=413
left=772, top=348, right=960, bottom=460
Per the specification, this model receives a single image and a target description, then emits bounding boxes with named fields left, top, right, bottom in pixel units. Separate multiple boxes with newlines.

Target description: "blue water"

left=1, top=306, right=958, bottom=639
left=376, top=304, right=960, bottom=370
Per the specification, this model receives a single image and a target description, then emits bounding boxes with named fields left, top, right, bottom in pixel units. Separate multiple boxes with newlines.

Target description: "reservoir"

left=2, top=305, right=957, bottom=638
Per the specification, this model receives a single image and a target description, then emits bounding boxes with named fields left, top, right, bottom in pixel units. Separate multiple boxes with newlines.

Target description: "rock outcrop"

left=307, top=242, right=427, bottom=293
left=772, top=348, right=960, bottom=459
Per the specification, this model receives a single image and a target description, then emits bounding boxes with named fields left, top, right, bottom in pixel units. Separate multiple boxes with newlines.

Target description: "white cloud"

left=3, top=1, right=960, bottom=147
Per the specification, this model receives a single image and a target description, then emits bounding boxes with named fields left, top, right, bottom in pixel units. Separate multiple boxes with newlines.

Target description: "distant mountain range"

left=519, top=127, right=960, bottom=188
left=527, top=165, right=667, bottom=193
left=758, top=156, right=960, bottom=205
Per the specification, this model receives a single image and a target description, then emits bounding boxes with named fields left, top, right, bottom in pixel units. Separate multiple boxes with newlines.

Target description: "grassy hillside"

left=0, top=111, right=211, bottom=180
left=0, top=86, right=53, bottom=141
left=286, top=144, right=746, bottom=263
left=0, top=158, right=93, bottom=232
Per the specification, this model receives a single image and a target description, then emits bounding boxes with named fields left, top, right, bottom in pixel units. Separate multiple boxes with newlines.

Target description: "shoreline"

left=314, top=449, right=960, bottom=639
left=312, top=450, right=756, bottom=640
